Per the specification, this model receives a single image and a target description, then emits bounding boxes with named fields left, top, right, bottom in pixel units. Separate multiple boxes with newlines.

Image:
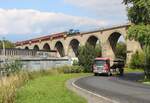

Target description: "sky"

left=0, top=0, right=128, bottom=42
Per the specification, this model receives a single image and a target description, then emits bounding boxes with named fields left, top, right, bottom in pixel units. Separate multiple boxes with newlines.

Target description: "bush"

left=22, top=66, right=84, bottom=80
left=72, top=60, right=79, bottom=66
left=56, top=65, right=84, bottom=74
left=127, top=46, right=150, bottom=79
left=115, top=42, right=127, bottom=60
left=0, top=72, right=29, bottom=103
left=78, top=44, right=99, bottom=72
left=0, top=65, right=84, bottom=103
left=95, top=44, right=102, bottom=57
left=129, top=51, right=145, bottom=69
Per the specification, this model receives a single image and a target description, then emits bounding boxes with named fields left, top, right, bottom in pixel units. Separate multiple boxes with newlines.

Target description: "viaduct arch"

left=43, top=43, right=51, bottom=51
left=15, top=24, right=141, bottom=63
left=33, top=45, right=39, bottom=51
left=25, top=47, right=29, bottom=50
left=55, top=41, right=65, bottom=57
left=106, top=31, right=126, bottom=59
left=86, top=35, right=100, bottom=48
left=68, top=39, right=80, bottom=57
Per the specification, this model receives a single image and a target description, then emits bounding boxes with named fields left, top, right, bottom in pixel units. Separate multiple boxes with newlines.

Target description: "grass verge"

left=142, top=79, right=150, bottom=85
left=0, top=72, right=29, bottom=103
left=143, top=81, right=150, bottom=85
left=124, top=68, right=144, bottom=73
left=124, top=68, right=150, bottom=85
left=15, top=73, right=89, bottom=103
left=0, top=65, right=88, bottom=103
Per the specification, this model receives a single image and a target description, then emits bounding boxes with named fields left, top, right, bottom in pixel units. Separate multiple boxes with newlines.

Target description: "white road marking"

left=72, top=76, right=119, bottom=103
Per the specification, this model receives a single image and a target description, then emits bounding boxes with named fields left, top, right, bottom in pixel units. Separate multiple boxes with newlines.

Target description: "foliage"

left=124, top=68, right=144, bottom=73
left=123, top=0, right=150, bottom=24
left=0, top=72, right=29, bottom=103
left=27, top=66, right=84, bottom=79
left=95, top=44, right=102, bottom=57
left=0, top=40, right=15, bottom=49
left=78, top=44, right=99, bottom=72
left=129, top=51, right=145, bottom=69
left=143, top=81, right=150, bottom=85
left=124, top=0, right=150, bottom=46
left=115, top=42, right=127, bottom=60
left=72, top=60, right=79, bottom=66
left=0, top=66, right=87, bottom=103
left=123, top=0, right=150, bottom=78
left=127, top=24, right=150, bottom=46
left=56, top=65, right=84, bottom=73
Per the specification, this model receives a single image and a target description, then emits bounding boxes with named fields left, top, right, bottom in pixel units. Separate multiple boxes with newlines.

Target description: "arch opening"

left=55, top=41, right=65, bottom=57
left=86, top=36, right=102, bottom=57
left=25, top=47, right=29, bottom=50
left=33, top=45, right=39, bottom=51
left=108, top=32, right=127, bottom=60
left=87, top=36, right=99, bottom=47
left=43, top=43, right=50, bottom=51
left=69, top=39, right=80, bottom=57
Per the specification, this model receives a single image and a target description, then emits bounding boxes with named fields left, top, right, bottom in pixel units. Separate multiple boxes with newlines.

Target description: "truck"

left=93, top=58, right=125, bottom=76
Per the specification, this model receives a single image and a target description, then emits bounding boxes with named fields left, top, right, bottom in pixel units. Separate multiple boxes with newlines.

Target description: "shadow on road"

left=119, top=72, right=145, bottom=82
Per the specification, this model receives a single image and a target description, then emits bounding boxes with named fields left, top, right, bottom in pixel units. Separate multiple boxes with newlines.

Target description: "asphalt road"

left=75, top=74, right=150, bottom=103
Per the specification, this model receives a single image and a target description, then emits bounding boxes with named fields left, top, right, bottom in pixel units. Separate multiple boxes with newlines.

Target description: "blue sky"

left=0, top=0, right=128, bottom=42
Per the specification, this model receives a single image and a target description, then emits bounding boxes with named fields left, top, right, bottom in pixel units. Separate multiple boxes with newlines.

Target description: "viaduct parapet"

left=15, top=24, right=142, bottom=63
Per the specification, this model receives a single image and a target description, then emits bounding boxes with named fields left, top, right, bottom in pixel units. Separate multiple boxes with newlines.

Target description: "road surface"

left=75, top=74, right=150, bottom=103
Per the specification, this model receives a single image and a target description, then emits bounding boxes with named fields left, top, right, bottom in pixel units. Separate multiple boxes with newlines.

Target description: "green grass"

left=142, top=79, right=150, bottom=85
left=124, top=68, right=144, bottom=73
left=15, top=73, right=89, bottom=103
left=143, top=81, right=150, bottom=85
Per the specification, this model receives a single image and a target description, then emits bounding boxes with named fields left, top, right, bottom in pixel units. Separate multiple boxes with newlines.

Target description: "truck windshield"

left=95, top=60, right=106, bottom=66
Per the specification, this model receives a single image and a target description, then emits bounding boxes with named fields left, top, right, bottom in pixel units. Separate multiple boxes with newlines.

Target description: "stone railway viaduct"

left=15, top=24, right=141, bottom=63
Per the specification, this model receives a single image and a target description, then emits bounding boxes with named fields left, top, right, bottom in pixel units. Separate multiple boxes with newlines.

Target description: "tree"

left=124, top=0, right=150, bottom=46
left=127, top=24, right=150, bottom=47
left=95, top=44, right=102, bottom=57
left=78, top=44, right=101, bottom=72
left=123, top=0, right=150, bottom=79
left=144, top=45, right=150, bottom=79
left=123, top=0, right=150, bottom=24
left=0, top=40, right=15, bottom=48
left=115, top=42, right=127, bottom=60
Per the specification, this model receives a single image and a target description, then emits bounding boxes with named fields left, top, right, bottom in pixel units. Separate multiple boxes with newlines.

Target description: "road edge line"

left=72, top=76, right=119, bottom=103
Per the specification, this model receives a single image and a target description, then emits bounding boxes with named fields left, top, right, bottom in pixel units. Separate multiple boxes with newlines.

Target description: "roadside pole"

left=2, top=37, right=5, bottom=63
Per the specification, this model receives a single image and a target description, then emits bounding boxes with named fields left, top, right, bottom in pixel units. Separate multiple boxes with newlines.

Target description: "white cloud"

left=64, top=0, right=127, bottom=23
left=0, top=8, right=108, bottom=36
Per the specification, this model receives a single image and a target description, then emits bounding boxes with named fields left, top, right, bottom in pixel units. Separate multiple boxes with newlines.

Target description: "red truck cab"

left=93, top=58, right=112, bottom=76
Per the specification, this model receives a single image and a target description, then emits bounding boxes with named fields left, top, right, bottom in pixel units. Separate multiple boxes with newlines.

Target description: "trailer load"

left=93, top=58, right=125, bottom=76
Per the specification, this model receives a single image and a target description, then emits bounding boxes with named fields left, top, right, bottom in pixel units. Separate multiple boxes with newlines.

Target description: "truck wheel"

left=119, top=68, right=124, bottom=76
left=107, top=72, right=112, bottom=76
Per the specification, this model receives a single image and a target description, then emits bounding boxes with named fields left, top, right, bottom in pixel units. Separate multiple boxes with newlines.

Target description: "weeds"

left=0, top=65, right=84, bottom=103
left=0, top=72, right=29, bottom=103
